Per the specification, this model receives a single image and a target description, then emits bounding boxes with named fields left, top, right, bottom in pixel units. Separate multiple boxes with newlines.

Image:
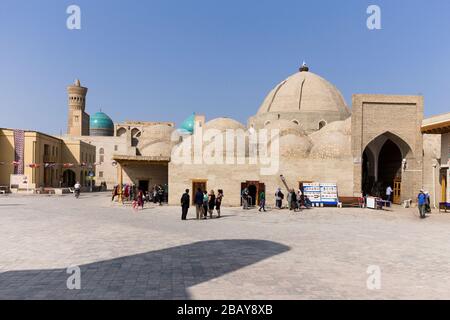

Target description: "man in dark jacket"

left=181, top=189, right=190, bottom=220
left=194, top=188, right=204, bottom=219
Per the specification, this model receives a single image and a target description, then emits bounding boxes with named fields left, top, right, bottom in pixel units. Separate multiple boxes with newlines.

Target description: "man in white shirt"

left=386, top=186, right=393, bottom=203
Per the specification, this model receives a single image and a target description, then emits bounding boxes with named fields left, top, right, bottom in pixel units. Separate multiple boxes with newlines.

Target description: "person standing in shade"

left=297, top=189, right=303, bottom=210
left=418, top=189, right=427, bottom=219
left=287, top=191, right=292, bottom=210
left=152, top=186, right=157, bottom=204
left=386, top=185, right=393, bottom=203
left=208, top=190, right=216, bottom=218
left=275, top=188, right=284, bottom=209
left=180, top=189, right=190, bottom=220
left=194, top=188, right=203, bottom=220
left=259, top=190, right=266, bottom=212
left=242, top=188, right=249, bottom=210
left=158, top=186, right=164, bottom=206
left=291, top=189, right=298, bottom=212
left=202, top=190, right=209, bottom=219
left=216, top=189, right=224, bottom=218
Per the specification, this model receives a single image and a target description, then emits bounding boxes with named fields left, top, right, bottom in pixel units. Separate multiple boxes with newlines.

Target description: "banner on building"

left=13, top=130, right=25, bottom=175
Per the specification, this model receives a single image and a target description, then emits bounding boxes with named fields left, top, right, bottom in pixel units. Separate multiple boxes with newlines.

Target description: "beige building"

left=0, top=128, right=95, bottom=191
left=168, top=66, right=438, bottom=206
left=422, top=112, right=450, bottom=205
left=60, top=64, right=443, bottom=207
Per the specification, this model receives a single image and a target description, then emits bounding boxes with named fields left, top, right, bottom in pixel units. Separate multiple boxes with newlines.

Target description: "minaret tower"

left=67, top=79, right=90, bottom=136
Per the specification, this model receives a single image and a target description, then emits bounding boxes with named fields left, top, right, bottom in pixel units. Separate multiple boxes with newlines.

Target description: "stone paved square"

left=1, top=192, right=450, bottom=300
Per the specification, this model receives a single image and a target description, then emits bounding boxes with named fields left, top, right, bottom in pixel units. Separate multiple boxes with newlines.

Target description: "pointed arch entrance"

left=361, top=132, right=412, bottom=204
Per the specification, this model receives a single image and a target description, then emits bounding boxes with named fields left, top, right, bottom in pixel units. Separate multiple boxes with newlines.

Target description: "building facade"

left=0, top=128, right=95, bottom=190
left=422, top=112, right=450, bottom=205
left=59, top=64, right=442, bottom=206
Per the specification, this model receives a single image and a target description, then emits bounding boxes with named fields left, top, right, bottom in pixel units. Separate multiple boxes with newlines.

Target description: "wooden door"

left=393, top=179, right=401, bottom=205
left=442, top=173, right=447, bottom=203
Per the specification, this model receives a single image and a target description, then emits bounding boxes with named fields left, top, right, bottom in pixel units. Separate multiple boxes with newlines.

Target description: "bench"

left=439, top=202, right=450, bottom=213
left=339, top=197, right=365, bottom=208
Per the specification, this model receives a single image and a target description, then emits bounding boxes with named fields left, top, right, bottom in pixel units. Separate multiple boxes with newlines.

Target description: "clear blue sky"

left=1, top=0, right=449, bottom=134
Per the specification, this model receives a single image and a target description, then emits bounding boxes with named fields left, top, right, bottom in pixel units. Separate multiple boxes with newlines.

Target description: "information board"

left=10, top=174, right=29, bottom=189
left=303, top=183, right=321, bottom=203
left=303, top=182, right=339, bottom=205
left=320, top=183, right=339, bottom=205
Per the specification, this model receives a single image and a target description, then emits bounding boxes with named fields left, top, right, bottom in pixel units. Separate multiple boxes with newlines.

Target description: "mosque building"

left=61, top=63, right=447, bottom=207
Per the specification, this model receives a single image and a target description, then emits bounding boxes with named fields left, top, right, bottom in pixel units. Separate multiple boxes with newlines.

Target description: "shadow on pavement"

left=0, top=239, right=289, bottom=300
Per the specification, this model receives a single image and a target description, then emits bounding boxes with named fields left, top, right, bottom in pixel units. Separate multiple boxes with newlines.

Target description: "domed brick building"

left=65, top=63, right=444, bottom=206
left=168, top=64, right=435, bottom=207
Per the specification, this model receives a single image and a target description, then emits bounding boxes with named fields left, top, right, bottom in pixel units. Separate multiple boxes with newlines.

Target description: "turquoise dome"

left=90, top=112, right=114, bottom=136
left=179, top=113, right=195, bottom=134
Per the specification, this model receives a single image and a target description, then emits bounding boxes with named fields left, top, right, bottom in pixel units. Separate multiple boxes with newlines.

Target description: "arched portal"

left=378, top=140, right=402, bottom=194
left=361, top=132, right=412, bottom=203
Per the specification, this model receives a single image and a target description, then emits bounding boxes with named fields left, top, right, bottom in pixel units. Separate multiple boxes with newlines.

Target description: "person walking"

left=194, top=188, right=204, bottom=220
left=386, top=185, right=393, bottom=203
left=202, top=190, right=209, bottom=219
left=137, top=190, right=144, bottom=210
left=425, top=191, right=431, bottom=213
left=216, top=189, right=224, bottom=218
left=208, top=190, right=216, bottom=219
left=259, top=190, right=266, bottom=212
left=287, top=191, right=292, bottom=210
left=123, top=184, right=129, bottom=202
left=418, top=189, right=427, bottom=219
left=180, top=189, right=190, bottom=220
left=111, top=185, right=118, bottom=202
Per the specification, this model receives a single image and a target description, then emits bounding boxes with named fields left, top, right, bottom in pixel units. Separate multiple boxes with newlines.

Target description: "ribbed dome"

left=258, top=71, right=349, bottom=115
left=250, top=68, right=351, bottom=132
left=90, top=112, right=114, bottom=136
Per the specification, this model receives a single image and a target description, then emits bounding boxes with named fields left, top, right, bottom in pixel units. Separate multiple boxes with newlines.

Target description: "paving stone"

left=1, top=193, right=450, bottom=299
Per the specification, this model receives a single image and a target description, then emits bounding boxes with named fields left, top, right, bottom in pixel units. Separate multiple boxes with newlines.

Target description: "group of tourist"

left=110, top=183, right=168, bottom=210
left=273, top=188, right=313, bottom=211
left=180, top=188, right=224, bottom=220
left=240, top=187, right=314, bottom=212
left=251, top=188, right=312, bottom=212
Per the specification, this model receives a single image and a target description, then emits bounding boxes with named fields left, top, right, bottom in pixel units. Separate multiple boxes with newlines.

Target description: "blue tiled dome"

left=179, top=113, right=195, bottom=134
left=90, top=112, right=114, bottom=136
